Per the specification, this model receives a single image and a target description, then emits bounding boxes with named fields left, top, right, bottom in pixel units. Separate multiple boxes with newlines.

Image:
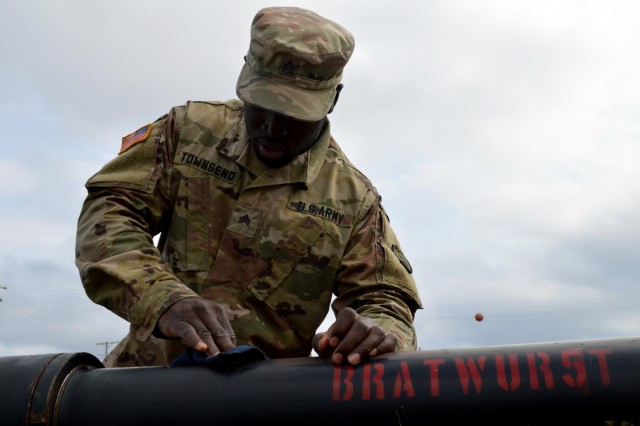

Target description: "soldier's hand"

left=312, top=307, right=397, bottom=366
left=157, top=298, right=236, bottom=356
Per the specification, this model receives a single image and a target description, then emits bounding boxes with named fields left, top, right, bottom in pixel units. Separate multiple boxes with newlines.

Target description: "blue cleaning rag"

left=169, top=345, right=268, bottom=371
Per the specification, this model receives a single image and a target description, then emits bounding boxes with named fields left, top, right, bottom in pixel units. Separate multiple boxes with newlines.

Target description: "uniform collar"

left=217, top=114, right=331, bottom=189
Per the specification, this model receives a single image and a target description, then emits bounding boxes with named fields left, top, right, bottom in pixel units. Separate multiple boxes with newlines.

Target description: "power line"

left=0, top=282, right=86, bottom=301
left=96, top=341, right=120, bottom=359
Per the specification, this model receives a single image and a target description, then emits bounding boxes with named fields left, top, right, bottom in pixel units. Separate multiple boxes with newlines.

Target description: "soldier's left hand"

left=312, top=307, right=397, bottom=366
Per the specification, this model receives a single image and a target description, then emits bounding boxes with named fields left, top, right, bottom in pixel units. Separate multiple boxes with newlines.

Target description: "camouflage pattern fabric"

left=75, top=100, right=422, bottom=367
left=236, top=7, right=355, bottom=122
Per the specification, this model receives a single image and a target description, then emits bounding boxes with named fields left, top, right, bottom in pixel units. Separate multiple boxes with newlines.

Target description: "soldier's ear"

left=327, top=84, right=343, bottom=115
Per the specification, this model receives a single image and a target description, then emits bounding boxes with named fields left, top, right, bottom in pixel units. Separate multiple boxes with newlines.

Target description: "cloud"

left=0, top=256, right=129, bottom=358
left=1, top=0, right=640, bottom=359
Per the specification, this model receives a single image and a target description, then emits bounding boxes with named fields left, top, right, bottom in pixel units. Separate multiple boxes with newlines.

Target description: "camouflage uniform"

left=75, top=7, right=423, bottom=367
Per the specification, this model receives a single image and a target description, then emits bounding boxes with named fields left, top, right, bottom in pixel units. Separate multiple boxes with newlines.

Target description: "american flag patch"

left=119, top=124, right=151, bottom=154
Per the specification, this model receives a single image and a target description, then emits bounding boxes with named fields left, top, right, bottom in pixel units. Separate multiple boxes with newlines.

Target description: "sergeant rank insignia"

left=119, top=124, right=151, bottom=154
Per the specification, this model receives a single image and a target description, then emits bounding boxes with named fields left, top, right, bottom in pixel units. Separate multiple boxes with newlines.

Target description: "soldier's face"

left=244, top=103, right=327, bottom=168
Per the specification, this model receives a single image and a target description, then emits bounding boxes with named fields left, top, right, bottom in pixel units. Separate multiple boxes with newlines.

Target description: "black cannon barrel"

left=1, top=337, right=639, bottom=425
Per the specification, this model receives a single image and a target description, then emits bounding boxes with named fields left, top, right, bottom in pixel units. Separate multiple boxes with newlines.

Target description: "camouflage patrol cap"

left=236, top=7, right=355, bottom=122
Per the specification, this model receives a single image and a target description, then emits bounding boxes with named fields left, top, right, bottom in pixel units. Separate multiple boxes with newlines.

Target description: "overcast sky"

left=1, top=0, right=639, bottom=362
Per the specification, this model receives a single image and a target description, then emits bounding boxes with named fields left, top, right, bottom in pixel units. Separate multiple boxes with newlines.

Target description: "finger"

left=196, top=329, right=219, bottom=356
left=330, top=315, right=389, bottom=365
left=327, top=307, right=358, bottom=344
left=214, top=305, right=237, bottom=346
left=343, top=326, right=387, bottom=366
left=173, top=320, right=209, bottom=352
left=312, top=332, right=331, bottom=356
left=368, top=333, right=398, bottom=358
left=197, top=306, right=236, bottom=355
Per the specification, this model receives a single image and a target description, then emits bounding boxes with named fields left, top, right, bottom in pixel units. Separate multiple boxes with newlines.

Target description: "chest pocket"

left=247, top=215, right=333, bottom=340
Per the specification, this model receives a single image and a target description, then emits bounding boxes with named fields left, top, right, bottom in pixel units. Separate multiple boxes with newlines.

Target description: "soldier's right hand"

left=157, top=298, right=236, bottom=356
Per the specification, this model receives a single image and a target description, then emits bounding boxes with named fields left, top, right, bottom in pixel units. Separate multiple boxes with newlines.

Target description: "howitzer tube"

left=1, top=337, right=639, bottom=425
left=0, top=352, right=103, bottom=425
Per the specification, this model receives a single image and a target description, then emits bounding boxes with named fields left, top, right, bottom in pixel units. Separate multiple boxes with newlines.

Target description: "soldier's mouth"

left=255, top=140, right=286, bottom=160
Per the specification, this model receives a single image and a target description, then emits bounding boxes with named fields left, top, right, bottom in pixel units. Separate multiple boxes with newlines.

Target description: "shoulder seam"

left=188, top=99, right=244, bottom=112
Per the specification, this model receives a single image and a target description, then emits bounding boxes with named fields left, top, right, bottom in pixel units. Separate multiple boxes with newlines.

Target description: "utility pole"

left=96, top=341, right=120, bottom=358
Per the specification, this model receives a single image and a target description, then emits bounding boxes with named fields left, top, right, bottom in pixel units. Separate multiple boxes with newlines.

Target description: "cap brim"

left=236, top=63, right=336, bottom=122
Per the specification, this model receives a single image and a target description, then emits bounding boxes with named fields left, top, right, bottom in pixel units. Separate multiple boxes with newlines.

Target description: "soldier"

left=75, top=6, right=422, bottom=367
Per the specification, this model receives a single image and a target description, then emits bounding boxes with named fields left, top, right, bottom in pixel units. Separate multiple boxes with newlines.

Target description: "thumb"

left=312, top=332, right=331, bottom=356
